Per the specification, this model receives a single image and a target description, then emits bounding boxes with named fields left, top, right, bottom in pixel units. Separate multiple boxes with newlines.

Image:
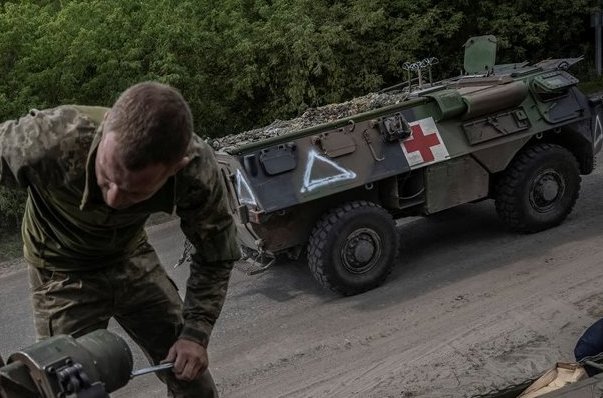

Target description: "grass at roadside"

left=0, top=229, right=22, bottom=263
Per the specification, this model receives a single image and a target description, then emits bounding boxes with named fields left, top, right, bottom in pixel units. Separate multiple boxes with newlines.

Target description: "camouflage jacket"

left=0, top=105, right=240, bottom=345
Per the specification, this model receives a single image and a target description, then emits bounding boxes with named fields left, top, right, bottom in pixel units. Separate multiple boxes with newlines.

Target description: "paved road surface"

left=2, top=164, right=603, bottom=397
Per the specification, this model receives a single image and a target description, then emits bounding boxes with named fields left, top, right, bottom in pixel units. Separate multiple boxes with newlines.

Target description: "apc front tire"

left=495, top=143, right=580, bottom=233
left=307, top=201, right=397, bottom=296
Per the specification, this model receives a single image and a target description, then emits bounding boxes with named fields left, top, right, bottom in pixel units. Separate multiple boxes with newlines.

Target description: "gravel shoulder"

left=0, top=257, right=25, bottom=277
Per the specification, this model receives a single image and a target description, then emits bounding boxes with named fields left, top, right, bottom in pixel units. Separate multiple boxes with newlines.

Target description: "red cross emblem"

left=402, top=123, right=441, bottom=163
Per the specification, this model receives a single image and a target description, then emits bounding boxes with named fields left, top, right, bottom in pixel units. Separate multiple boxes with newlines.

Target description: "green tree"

left=0, top=0, right=598, bottom=139
left=0, top=186, right=25, bottom=228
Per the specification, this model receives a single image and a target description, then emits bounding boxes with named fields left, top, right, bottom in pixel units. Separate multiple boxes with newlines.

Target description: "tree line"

left=0, top=0, right=598, bottom=227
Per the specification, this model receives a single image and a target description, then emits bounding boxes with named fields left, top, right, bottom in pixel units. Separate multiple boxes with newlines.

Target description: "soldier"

left=0, top=82, right=240, bottom=397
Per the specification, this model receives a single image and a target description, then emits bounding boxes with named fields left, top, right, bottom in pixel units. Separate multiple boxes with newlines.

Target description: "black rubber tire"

left=495, top=143, right=581, bottom=233
left=307, top=201, right=398, bottom=296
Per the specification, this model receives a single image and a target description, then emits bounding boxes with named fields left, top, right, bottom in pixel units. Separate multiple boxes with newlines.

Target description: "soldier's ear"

left=170, top=157, right=190, bottom=175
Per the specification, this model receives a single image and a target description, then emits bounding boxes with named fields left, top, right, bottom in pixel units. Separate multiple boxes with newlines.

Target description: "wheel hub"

left=341, top=228, right=382, bottom=274
left=530, top=169, right=565, bottom=212
left=539, top=176, right=559, bottom=201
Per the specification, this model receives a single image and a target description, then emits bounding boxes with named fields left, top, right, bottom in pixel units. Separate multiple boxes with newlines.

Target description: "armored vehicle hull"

left=215, top=36, right=603, bottom=295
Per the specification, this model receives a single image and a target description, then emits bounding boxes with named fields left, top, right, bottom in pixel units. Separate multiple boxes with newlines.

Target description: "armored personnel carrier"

left=214, top=35, right=603, bottom=295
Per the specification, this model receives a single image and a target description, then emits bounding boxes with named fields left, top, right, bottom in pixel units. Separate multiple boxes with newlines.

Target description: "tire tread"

left=495, top=143, right=581, bottom=233
left=307, top=201, right=396, bottom=295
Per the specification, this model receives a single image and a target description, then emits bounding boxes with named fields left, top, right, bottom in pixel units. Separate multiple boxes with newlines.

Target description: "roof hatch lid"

left=464, top=35, right=497, bottom=75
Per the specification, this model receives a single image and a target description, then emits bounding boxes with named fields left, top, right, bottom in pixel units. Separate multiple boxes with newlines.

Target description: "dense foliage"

left=0, top=0, right=597, bottom=137
left=0, top=0, right=598, bottom=228
left=0, top=186, right=24, bottom=228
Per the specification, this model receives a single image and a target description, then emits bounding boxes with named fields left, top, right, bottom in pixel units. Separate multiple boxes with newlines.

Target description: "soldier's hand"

left=164, top=338, right=208, bottom=381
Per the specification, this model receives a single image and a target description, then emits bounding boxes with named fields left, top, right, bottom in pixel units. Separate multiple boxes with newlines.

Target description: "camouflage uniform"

left=0, top=105, right=240, bottom=397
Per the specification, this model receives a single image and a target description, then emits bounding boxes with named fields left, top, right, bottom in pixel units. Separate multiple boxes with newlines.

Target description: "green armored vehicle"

left=214, top=35, right=603, bottom=295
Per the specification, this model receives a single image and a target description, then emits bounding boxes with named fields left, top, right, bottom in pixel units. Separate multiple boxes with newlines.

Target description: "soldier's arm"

left=175, top=140, right=240, bottom=346
left=0, top=111, right=39, bottom=188
left=0, top=106, right=98, bottom=188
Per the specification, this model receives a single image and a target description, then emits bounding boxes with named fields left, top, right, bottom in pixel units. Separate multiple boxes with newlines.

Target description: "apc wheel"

left=307, top=201, right=397, bottom=295
left=495, top=143, right=580, bottom=233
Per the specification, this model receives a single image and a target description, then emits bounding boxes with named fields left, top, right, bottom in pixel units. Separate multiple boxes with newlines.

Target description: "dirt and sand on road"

left=0, top=258, right=23, bottom=277
left=206, top=210, right=602, bottom=397
left=3, top=165, right=603, bottom=398
left=118, top=163, right=603, bottom=398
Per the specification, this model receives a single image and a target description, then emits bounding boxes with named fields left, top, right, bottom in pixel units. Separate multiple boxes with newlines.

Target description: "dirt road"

left=3, top=165, right=603, bottom=397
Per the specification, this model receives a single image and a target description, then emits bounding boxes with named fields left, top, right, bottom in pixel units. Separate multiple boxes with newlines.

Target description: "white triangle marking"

left=595, top=114, right=603, bottom=148
left=236, top=170, right=257, bottom=206
left=301, top=150, right=357, bottom=193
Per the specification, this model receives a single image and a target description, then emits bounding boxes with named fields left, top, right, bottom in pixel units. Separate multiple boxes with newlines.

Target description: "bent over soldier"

left=0, top=82, right=240, bottom=397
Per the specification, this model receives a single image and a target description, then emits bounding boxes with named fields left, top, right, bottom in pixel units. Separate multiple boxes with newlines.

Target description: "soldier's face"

left=95, top=132, right=187, bottom=209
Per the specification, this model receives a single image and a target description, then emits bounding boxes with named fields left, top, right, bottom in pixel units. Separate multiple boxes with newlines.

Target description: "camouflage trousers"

left=27, top=242, right=219, bottom=398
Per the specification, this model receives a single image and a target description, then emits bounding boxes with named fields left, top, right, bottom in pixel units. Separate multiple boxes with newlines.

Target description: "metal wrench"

left=131, top=362, right=174, bottom=378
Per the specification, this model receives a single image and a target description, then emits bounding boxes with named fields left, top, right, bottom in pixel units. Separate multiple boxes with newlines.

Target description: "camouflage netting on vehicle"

left=209, top=90, right=410, bottom=151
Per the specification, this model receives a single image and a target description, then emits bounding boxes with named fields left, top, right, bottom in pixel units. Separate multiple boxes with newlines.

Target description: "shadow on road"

left=229, top=169, right=603, bottom=314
